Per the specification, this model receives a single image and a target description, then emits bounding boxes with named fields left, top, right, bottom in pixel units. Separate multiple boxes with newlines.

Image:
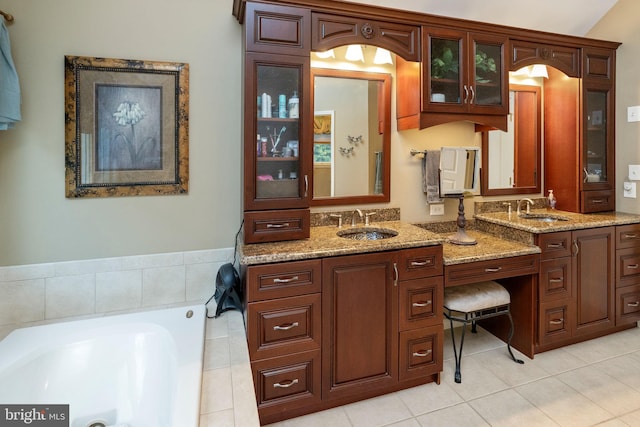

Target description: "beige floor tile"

left=415, top=402, right=490, bottom=427
left=471, top=347, right=548, bottom=387
left=265, top=407, right=352, bottom=427
left=531, top=347, right=588, bottom=375
left=516, top=377, right=613, bottom=426
left=619, top=408, right=640, bottom=426
left=385, top=418, right=422, bottom=427
left=557, top=366, right=640, bottom=416
left=443, top=325, right=506, bottom=361
left=561, top=329, right=640, bottom=364
left=469, top=389, right=557, bottom=427
left=200, top=409, right=235, bottom=427
left=200, top=367, right=233, bottom=415
left=397, top=381, right=463, bottom=416
left=442, top=356, right=510, bottom=401
left=596, top=419, right=633, bottom=427
left=343, top=393, right=413, bottom=427
left=592, top=353, right=640, bottom=392
left=204, top=337, right=231, bottom=370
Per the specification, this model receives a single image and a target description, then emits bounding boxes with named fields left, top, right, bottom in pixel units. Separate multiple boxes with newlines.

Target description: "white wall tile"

left=186, top=262, right=217, bottom=302
left=45, top=274, right=96, bottom=319
left=0, top=263, right=54, bottom=282
left=54, top=257, right=122, bottom=277
left=142, top=266, right=186, bottom=307
left=96, top=270, right=142, bottom=313
left=184, top=248, right=233, bottom=265
left=0, top=279, right=45, bottom=325
left=122, top=252, right=184, bottom=270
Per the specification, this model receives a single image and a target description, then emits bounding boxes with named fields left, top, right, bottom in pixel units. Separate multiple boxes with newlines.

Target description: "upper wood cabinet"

left=311, top=13, right=419, bottom=61
left=510, top=40, right=580, bottom=77
left=244, top=2, right=311, bottom=56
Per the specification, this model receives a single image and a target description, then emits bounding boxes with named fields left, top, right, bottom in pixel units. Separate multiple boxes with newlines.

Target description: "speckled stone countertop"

left=240, top=221, right=444, bottom=266
left=475, top=209, right=640, bottom=234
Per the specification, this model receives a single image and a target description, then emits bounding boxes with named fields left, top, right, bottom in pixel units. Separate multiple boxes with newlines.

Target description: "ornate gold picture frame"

left=64, top=55, right=189, bottom=198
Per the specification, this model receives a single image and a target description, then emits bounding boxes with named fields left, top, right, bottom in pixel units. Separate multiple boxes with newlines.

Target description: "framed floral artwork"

left=64, top=55, right=189, bottom=197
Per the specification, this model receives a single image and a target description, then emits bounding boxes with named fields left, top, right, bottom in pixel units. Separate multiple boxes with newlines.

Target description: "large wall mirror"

left=481, top=84, right=542, bottom=195
left=310, top=68, right=391, bottom=206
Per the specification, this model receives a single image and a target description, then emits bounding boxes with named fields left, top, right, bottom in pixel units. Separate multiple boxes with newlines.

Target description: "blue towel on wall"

left=0, top=16, right=20, bottom=130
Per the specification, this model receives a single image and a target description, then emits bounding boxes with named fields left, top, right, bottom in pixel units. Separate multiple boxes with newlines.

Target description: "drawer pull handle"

left=273, top=322, right=299, bottom=331
left=547, top=243, right=564, bottom=249
left=627, top=264, right=639, bottom=270
left=549, top=278, right=564, bottom=283
left=413, top=349, right=432, bottom=357
left=485, top=267, right=502, bottom=273
left=549, top=318, right=564, bottom=325
left=413, top=300, right=432, bottom=307
left=591, top=199, right=605, bottom=204
left=393, top=262, right=398, bottom=287
left=266, top=223, right=290, bottom=229
left=273, top=276, right=299, bottom=283
left=624, top=233, right=639, bottom=239
left=410, top=260, right=430, bottom=267
left=628, top=302, right=640, bottom=307
left=273, top=379, right=299, bottom=388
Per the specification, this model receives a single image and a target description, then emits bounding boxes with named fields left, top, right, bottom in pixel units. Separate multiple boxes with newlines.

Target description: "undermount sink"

left=337, top=227, right=398, bottom=241
left=519, top=213, right=570, bottom=223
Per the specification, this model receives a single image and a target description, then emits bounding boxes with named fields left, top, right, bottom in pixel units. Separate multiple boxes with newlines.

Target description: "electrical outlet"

left=430, top=204, right=445, bottom=216
left=630, top=165, right=640, bottom=180
left=624, top=182, right=636, bottom=198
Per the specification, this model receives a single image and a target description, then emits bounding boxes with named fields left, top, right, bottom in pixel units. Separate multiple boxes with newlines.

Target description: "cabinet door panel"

left=539, top=258, right=573, bottom=302
left=322, top=252, right=398, bottom=400
left=399, top=276, right=443, bottom=331
left=574, top=227, right=615, bottom=335
left=245, top=2, right=311, bottom=55
left=539, top=300, right=574, bottom=346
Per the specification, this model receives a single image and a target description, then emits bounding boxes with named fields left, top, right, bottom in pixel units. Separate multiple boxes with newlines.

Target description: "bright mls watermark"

left=0, top=405, right=68, bottom=426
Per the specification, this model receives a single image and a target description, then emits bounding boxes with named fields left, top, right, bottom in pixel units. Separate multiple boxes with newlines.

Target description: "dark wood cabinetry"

left=536, top=228, right=615, bottom=351
left=510, top=40, right=580, bottom=77
left=244, top=245, right=443, bottom=424
left=615, top=224, right=640, bottom=325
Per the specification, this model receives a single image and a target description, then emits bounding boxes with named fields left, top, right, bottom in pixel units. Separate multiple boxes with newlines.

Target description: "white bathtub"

left=0, top=304, right=206, bottom=427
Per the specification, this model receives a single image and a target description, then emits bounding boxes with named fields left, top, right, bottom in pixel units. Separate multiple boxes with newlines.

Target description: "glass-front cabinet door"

left=245, top=53, right=309, bottom=211
left=424, top=28, right=507, bottom=115
left=583, top=86, right=613, bottom=190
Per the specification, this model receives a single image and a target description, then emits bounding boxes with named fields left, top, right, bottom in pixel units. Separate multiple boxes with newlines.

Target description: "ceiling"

left=345, top=0, right=619, bottom=37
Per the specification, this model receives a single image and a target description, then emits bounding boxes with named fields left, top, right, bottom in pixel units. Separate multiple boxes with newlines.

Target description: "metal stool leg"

left=471, top=319, right=478, bottom=333
left=447, top=314, right=467, bottom=383
left=506, top=311, right=524, bottom=365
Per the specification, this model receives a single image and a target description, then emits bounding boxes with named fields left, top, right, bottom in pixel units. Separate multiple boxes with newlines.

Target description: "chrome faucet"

left=351, top=209, right=363, bottom=227
left=517, top=198, right=534, bottom=215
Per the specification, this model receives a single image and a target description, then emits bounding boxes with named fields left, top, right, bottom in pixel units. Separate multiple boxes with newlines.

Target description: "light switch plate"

left=629, top=165, right=640, bottom=180
left=628, top=106, right=640, bottom=122
left=624, top=181, right=636, bottom=198
left=429, top=203, right=445, bottom=216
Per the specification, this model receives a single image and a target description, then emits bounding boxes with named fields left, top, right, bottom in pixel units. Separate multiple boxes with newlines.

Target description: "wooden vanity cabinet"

left=245, top=245, right=443, bottom=424
left=615, top=224, right=640, bottom=325
left=536, top=228, right=615, bottom=351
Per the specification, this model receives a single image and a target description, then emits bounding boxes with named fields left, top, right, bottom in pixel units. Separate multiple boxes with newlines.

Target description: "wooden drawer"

left=537, top=232, right=572, bottom=260
left=246, top=259, right=321, bottom=302
left=616, top=224, right=640, bottom=249
left=444, top=254, right=538, bottom=287
left=399, top=276, right=442, bottom=331
left=539, top=258, right=573, bottom=302
left=397, top=246, right=443, bottom=280
left=252, top=349, right=321, bottom=422
left=581, top=190, right=615, bottom=213
left=538, top=299, right=574, bottom=346
left=247, top=294, right=321, bottom=360
left=245, top=2, right=311, bottom=56
left=616, top=247, right=640, bottom=288
left=244, top=209, right=310, bottom=244
left=399, top=325, right=443, bottom=382
left=616, top=284, right=640, bottom=325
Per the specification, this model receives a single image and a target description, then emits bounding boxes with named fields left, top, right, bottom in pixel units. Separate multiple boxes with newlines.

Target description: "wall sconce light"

left=314, top=49, right=335, bottom=59
left=345, top=45, right=365, bottom=62
left=529, top=64, right=549, bottom=78
left=373, top=48, right=393, bottom=65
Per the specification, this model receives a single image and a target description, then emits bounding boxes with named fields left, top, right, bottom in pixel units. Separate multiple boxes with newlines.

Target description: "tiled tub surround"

left=0, top=248, right=234, bottom=339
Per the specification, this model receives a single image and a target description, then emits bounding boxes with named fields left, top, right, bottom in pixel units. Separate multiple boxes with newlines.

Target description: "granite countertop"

left=436, top=229, right=541, bottom=266
left=475, top=209, right=640, bottom=233
left=240, top=221, right=443, bottom=265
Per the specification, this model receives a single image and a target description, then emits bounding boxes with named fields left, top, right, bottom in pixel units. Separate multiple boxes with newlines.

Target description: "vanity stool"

left=443, top=280, right=524, bottom=383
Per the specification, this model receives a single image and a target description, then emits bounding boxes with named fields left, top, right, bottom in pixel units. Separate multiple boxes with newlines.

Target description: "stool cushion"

left=444, top=281, right=510, bottom=313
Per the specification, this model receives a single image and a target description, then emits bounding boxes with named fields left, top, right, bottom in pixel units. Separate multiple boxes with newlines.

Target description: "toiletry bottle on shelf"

left=288, top=91, right=299, bottom=119
left=547, top=190, right=557, bottom=210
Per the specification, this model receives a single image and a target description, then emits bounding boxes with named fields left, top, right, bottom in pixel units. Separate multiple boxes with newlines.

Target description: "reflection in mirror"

left=310, top=67, right=391, bottom=206
left=481, top=84, right=541, bottom=196
left=439, top=147, right=480, bottom=196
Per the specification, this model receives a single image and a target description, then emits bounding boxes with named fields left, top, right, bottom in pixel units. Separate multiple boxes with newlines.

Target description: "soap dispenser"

left=547, top=190, right=557, bottom=210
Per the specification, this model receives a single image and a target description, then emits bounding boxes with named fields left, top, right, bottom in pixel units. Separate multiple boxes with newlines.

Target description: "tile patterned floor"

left=265, top=325, right=640, bottom=427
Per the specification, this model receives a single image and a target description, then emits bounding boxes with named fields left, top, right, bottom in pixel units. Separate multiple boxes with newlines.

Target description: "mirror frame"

left=480, top=84, right=542, bottom=196
left=309, top=68, right=391, bottom=206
